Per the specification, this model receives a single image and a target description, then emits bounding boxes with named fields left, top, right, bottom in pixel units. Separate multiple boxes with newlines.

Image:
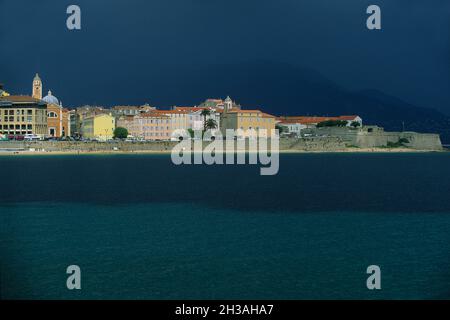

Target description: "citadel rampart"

left=0, top=127, right=443, bottom=154
left=305, top=126, right=443, bottom=150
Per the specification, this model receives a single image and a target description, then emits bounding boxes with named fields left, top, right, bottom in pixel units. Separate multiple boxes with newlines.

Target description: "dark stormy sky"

left=0, top=0, right=449, bottom=114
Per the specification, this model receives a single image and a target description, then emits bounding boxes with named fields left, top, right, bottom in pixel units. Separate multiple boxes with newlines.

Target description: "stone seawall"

left=1, top=139, right=345, bottom=153
left=0, top=141, right=178, bottom=152
left=0, top=130, right=443, bottom=153
left=279, top=137, right=347, bottom=151
left=400, top=132, right=443, bottom=150
left=308, top=127, right=443, bottom=150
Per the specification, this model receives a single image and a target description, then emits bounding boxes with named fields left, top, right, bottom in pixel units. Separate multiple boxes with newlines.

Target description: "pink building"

left=117, top=112, right=172, bottom=140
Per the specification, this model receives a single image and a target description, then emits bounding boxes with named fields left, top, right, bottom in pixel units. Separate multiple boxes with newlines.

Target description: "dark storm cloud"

left=0, top=0, right=449, bottom=113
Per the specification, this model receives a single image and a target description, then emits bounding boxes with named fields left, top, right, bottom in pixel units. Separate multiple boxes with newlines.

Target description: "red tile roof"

left=112, top=106, right=140, bottom=110
left=173, top=106, right=210, bottom=112
left=225, top=110, right=275, bottom=118
left=277, top=115, right=359, bottom=124
left=226, top=109, right=262, bottom=113
left=140, top=112, right=170, bottom=118
left=155, top=109, right=190, bottom=114
left=0, top=95, right=42, bottom=103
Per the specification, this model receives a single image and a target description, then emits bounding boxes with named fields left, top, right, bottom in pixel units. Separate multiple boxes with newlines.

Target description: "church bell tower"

left=32, top=73, right=42, bottom=100
left=224, top=96, right=233, bottom=112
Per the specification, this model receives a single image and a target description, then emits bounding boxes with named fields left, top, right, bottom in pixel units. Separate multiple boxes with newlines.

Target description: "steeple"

left=32, top=73, right=42, bottom=100
left=224, top=96, right=232, bottom=112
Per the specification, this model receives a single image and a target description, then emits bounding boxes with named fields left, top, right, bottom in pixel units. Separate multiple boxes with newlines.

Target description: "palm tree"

left=205, top=118, right=217, bottom=130
left=200, top=109, right=211, bottom=131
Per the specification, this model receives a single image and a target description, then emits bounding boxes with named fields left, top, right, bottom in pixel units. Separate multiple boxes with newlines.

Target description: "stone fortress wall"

left=0, top=126, right=444, bottom=152
left=305, top=126, right=443, bottom=150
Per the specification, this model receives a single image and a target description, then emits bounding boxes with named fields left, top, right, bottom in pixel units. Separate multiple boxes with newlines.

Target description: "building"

left=140, top=112, right=171, bottom=140
left=43, top=90, right=70, bottom=137
left=0, top=95, right=47, bottom=136
left=172, top=106, right=221, bottom=133
left=338, top=115, right=363, bottom=126
left=199, top=98, right=224, bottom=109
left=111, top=105, right=155, bottom=117
left=220, top=109, right=276, bottom=138
left=81, top=113, right=115, bottom=141
left=72, top=106, right=107, bottom=137
left=277, top=115, right=362, bottom=128
left=117, top=112, right=172, bottom=141
left=32, top=73, right=42, bottom=100
left=159, top=109, right=190, bottom=139
left=29, top=74, right=71, bottom=137
left=76, top=105, right=107, bottom=119
left=117, top=107, right=218, bottom=141
left=276, top=119, right=307, bottom=137
left=199, top=96, right=241, bottom=111
left=116, top=115, right=137, bottom=137
left=68, top=110, right=78, bottom=137
left=171, top=107, right=212, bottom=131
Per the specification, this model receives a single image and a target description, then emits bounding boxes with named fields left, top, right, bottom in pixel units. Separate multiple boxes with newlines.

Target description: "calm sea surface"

left=1, top=153, right=450, bottom=299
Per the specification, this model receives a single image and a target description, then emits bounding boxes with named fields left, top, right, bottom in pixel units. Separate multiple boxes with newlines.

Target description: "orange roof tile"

left=261, top=113, right=276, bottom=118
left=0, top=95, right=42, bottom=103
left=155, top=109, right=190, bottom=114
left=140, top=112, right=170, bottom=118
left=226, top=109, right=262, bottom=113
left=173, top=106, right=209, bottom=112
left=277, top=115, right=359, bottom=124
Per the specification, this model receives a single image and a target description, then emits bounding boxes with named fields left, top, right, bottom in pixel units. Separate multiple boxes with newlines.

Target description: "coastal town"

left=0, top=74, right=444, bottom=153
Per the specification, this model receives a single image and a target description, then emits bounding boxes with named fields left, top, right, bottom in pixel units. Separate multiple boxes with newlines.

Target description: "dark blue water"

left=1, top=153, right=450, bottom=299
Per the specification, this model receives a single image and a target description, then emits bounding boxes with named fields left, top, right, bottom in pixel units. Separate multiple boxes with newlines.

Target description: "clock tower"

left=32, top=73, right=42, bottom=100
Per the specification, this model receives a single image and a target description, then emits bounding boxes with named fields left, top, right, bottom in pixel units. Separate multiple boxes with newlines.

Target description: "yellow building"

left=220, top=109, right=276, bottom=138
left=81, top=114, right=115, bottom=141
left=0, top=95, right=48, bottom=136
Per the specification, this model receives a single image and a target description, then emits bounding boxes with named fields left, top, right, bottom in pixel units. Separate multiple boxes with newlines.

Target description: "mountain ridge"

left=181, top=61, right=450, bottom=143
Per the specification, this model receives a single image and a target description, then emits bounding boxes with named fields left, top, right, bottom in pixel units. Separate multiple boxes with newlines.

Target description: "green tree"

left=114, top=127, right=129, bottom=139
left=350, top=121, right=361, bottom=128
left=275, top=124, right=287, bottom=134
left=205, top=118, right=218, bottom=130
left=387, top=138, right=410, bottom=148
left=317, top=120, right=348, bottom=128
left=187, top=128, right=195, bottom=139
left=200, top=109, right=211, bottom=131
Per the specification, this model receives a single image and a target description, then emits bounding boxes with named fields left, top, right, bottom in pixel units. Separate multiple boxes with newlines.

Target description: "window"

left=47, top=112, right=58, bottom=118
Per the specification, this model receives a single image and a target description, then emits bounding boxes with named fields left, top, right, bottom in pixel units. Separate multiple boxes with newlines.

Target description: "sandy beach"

left=0, top=147, right=445, bottom=156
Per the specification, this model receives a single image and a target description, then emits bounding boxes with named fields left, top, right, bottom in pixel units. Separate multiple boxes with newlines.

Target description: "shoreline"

left=0, top=147, right=446, bottom=156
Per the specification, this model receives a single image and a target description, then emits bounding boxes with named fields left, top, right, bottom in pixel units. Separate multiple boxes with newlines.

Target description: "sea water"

left=1, top=153, right=450, bottom=299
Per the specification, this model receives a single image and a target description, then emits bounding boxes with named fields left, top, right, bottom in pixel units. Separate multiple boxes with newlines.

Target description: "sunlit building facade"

left=0, top=95, right=47, bottom=136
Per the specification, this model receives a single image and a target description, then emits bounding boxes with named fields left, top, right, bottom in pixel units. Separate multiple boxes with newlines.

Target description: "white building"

left=277, top=121, right=307, bottom=137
